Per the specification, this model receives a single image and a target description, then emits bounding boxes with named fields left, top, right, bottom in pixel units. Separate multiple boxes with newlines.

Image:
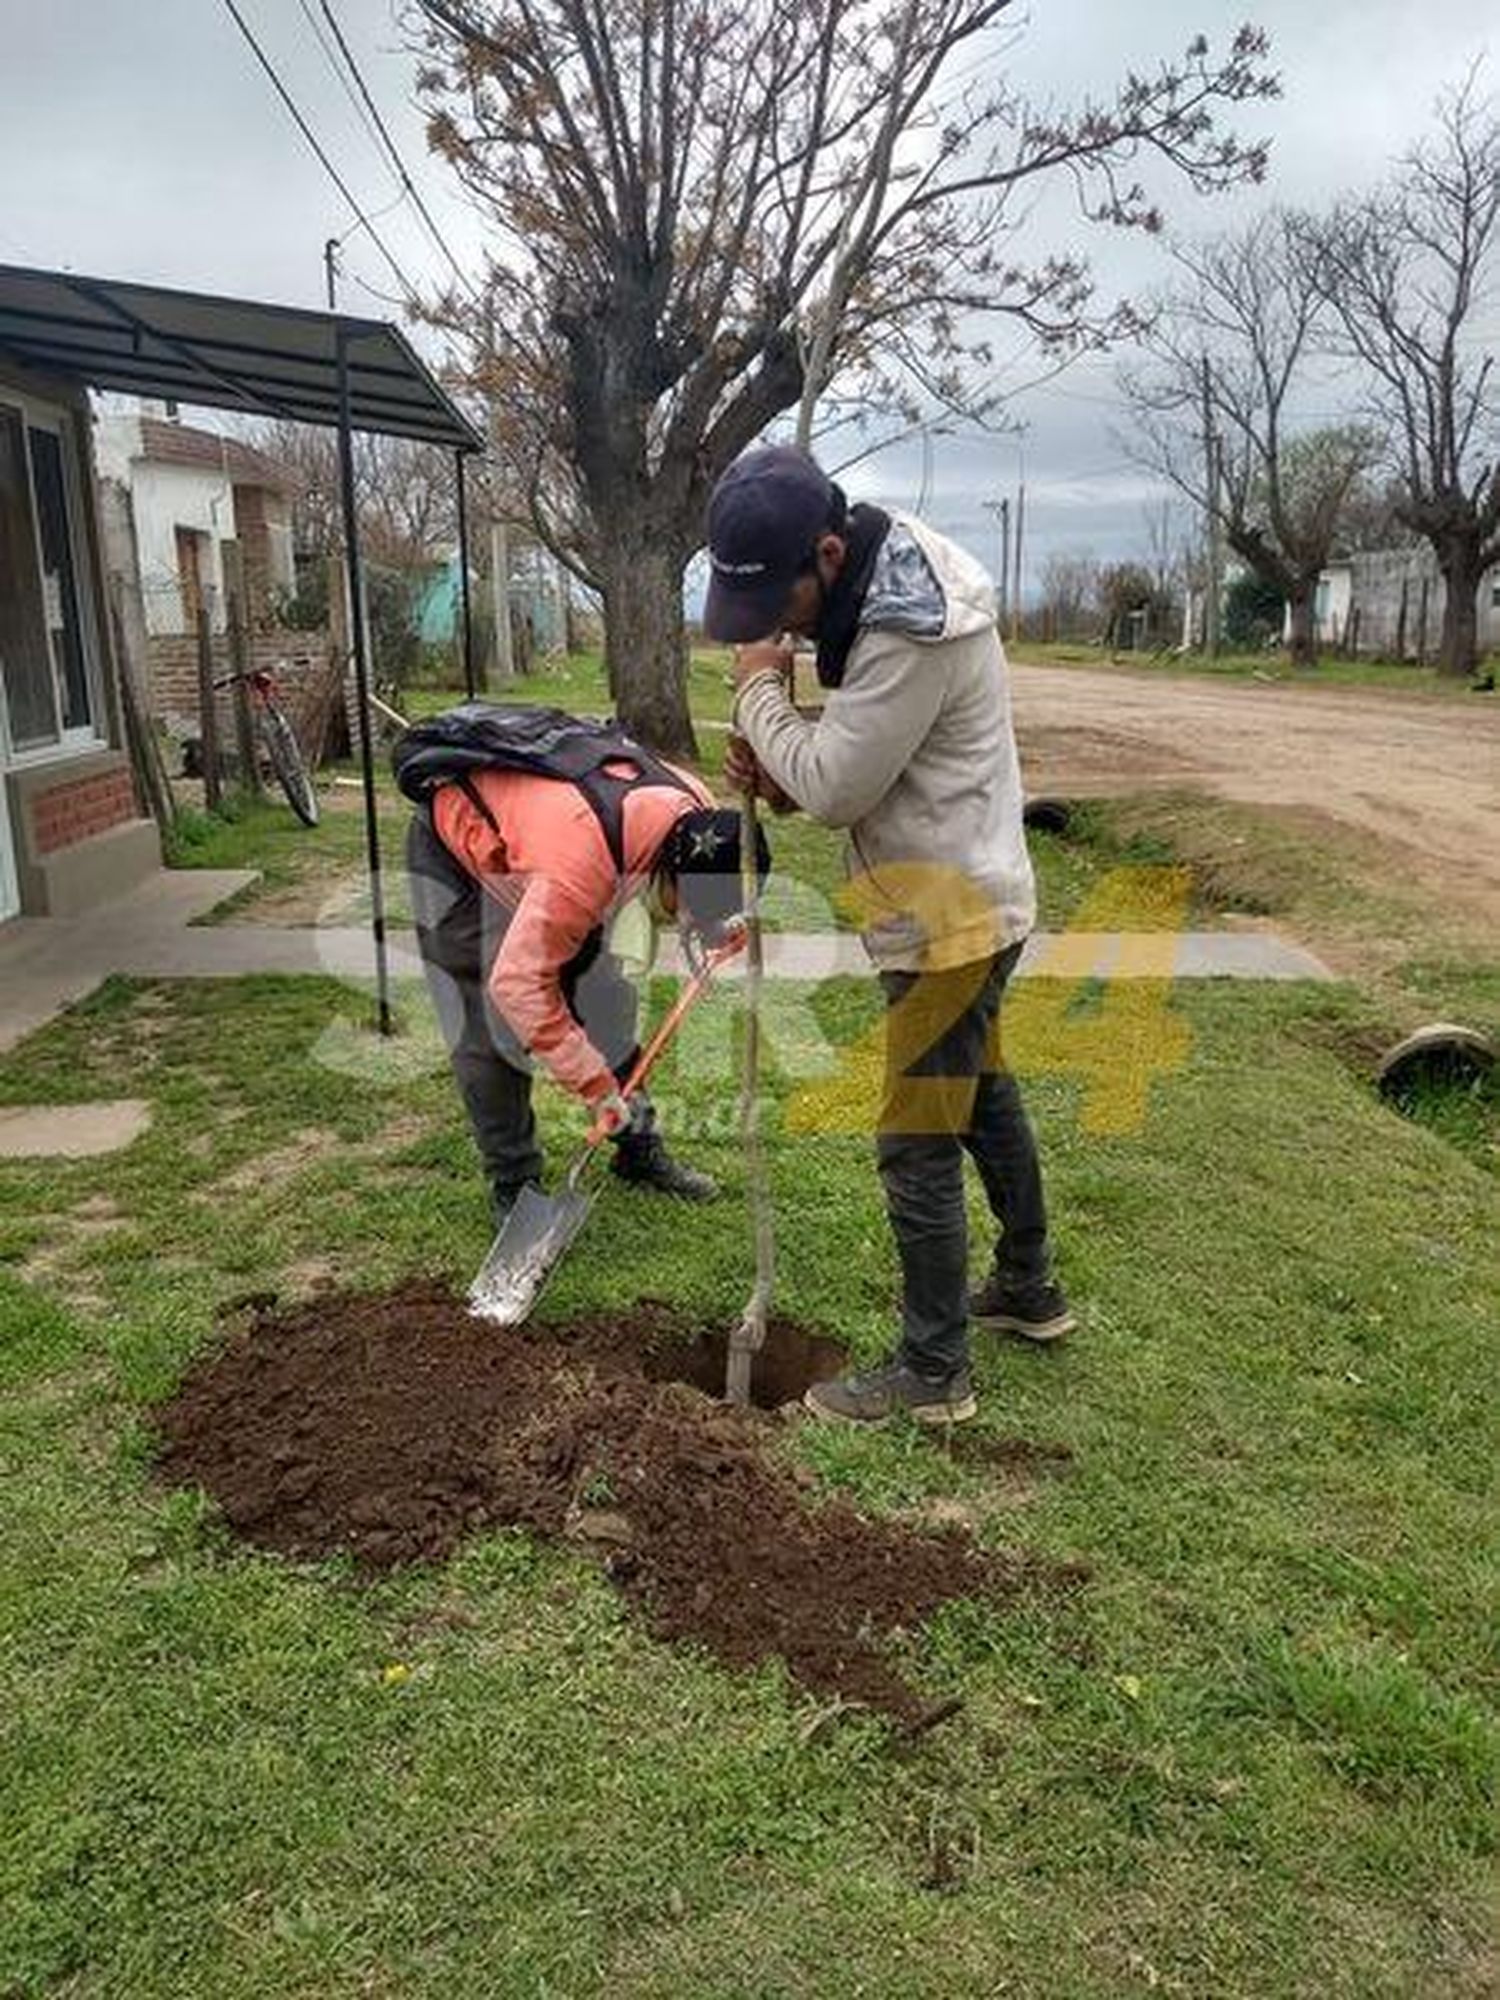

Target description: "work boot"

left=969, top=1270, right=1076, bottom=1344
left=611, top=1126, right=718, bottom=1200
left=488, top=1178, right=541, bottom=1232
left=804, top=1358, right=977, bottom=1427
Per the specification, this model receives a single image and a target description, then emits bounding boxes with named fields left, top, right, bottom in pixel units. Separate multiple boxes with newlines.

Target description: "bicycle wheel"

left=261, top=701, right=320, bottom=827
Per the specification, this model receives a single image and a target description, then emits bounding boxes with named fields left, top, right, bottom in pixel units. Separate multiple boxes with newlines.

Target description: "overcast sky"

left=0, top=0, right=1491, bottom=586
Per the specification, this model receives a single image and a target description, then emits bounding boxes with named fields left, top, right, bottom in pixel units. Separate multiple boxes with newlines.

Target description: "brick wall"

left=146, top=629, right=335, bottom=749
left=29, top=765, right=141, bottom=856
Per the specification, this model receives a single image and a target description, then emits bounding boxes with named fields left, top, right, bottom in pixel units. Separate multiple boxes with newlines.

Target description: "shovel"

left=468, top=929, right=745, bottom=1327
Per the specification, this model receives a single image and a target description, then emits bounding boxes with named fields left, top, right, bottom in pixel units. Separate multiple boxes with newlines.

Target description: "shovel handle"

left=580, top=929, right=745, bottom=1151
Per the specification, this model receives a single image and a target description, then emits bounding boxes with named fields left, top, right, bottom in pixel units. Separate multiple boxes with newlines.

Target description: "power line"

left=217, top=0, right=420, bottom=306
left=315, top=0, right=478, bottom=301
left=295, top=0, right=393, bottom=170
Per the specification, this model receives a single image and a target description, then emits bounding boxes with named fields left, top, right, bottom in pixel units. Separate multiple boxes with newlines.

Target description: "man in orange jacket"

left=407, top=737, right=768, bottom=1226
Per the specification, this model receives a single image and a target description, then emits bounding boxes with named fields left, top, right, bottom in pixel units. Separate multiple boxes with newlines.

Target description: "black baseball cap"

left=703, top=446, right=839, bottom=643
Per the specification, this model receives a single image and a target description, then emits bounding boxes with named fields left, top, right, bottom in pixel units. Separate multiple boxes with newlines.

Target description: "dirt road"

left=1011, top=664, right=1500, bottom=933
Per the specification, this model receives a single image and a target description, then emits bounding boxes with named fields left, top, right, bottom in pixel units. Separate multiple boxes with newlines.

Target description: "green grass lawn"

left=1, top=939, right=1496, bottom=1993
left=404, top=645, right=736, bottom=726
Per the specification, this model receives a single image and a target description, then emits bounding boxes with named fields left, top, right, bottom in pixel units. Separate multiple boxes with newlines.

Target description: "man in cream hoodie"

left=707, top=445, right=1073, bottom=1426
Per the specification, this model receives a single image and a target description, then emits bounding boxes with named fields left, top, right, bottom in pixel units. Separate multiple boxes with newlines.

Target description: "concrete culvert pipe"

left=1023, top=798, right=1076, bottom=835
left=1376, top=1022, right=1495, bottom=1100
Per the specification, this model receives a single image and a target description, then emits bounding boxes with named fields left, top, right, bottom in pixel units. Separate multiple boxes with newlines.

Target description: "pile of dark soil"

left=155, top=1280, right=1074, bottom=1720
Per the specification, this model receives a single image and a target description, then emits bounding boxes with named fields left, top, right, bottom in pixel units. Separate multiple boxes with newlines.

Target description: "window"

left=1491, top=577, right=1500, bottom=610
left=28, top=427, right=91, bottom=731
left=0, top=398, right=99, bottom=755
left=0, top=405, right=58, bottom=749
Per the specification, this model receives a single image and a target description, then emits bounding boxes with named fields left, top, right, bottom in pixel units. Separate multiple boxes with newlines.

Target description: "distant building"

left=94, top=407, right=330, bottom=744
left=94, top=408, right=309, bottom=723
left=1289, top=546, right=1500, bottom=657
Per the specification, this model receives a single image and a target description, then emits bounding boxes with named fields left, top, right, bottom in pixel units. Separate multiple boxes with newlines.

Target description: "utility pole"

left=324, top=238, right=339, bottom=311
left=1011, top=478, right=1026, bottom=648
left=981, top=497, right=1010, bottom=629
left=1201, top=357, right=1223, bottom=657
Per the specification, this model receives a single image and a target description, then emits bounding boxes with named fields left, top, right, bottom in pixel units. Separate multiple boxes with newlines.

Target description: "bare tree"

left=1303, top=72, right=1500, bottom=676
left=1095, top=558, right=1172, bottom=648
left=414, top=1, right=1277, bottom=753
left=255, top=420, right=458, bottom=569
left=1038, top=549, right=1100, bottom=640
left=1119, top=212, right=1379, bottom=665
left=1141, top=495, right=1186, bottom=612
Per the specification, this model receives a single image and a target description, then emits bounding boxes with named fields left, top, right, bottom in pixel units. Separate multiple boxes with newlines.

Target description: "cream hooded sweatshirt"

left=733, top=512, right=1036, bottom=973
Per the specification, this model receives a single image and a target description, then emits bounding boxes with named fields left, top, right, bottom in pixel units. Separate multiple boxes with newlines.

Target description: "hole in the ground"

left=646, top=1320, right=849, bottom=1410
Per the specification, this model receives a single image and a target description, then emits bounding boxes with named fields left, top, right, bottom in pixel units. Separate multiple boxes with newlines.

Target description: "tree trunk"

left=1437, top=553, right=1481, bottom=678
left=600, top=534, right=697, bottom=759
left=1285, top=582, right=1317, bottom=668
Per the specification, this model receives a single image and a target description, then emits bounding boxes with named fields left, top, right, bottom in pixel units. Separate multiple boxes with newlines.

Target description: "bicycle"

left=213, top=663, right=321, bottom=828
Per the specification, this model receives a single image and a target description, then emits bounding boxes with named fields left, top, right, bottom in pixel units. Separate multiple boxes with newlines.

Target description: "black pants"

left=407, top=812, right=639, bottom=1194
left=878, top=941, right=1052, bottom=1378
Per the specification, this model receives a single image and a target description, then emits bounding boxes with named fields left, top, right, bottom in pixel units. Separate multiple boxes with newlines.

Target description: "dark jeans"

left=878, top=941, right=1052, bottom=1379
left=407, top=812, right=639, bottom=1193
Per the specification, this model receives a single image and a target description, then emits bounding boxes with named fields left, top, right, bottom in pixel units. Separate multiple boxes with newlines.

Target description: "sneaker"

left=804, top=1358, right=977, bottom=1427
left=611, top=1130, right=718, bottom=1201
left=969, top=1272, right=1076, bottom=1344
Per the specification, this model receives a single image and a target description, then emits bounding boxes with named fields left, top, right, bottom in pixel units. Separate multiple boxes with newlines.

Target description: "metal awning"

left=0, top=262, right=481, bottom=451
left=0, top=260, right=485, bottom=1034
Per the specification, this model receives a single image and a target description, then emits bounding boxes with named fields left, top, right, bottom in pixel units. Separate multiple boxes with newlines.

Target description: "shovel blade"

left=467, top=1183, right=594, bottom=1327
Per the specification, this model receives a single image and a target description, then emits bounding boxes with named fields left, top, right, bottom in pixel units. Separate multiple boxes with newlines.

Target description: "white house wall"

left=129, top=460, right=235, bottom=636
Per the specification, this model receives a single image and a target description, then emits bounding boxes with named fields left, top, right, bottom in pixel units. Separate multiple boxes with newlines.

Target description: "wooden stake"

left=195, top=606, right=221, bottom=813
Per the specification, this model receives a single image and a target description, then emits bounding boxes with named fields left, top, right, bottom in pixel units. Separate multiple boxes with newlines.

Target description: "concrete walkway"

left=0, top=868, right=255, bottom=1053
left=0, top=868, right=1333, bottom=1055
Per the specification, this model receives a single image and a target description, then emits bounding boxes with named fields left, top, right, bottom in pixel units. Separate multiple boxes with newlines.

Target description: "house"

left=93, top=407, right=308, bottom=733
left=1294, top=547, right=1500, bottom=657
left=1309, top=561, right=1354, bottom=648
left=412, top=546, right=568, bottom=662
left=0, top=355, right=158, bottom=920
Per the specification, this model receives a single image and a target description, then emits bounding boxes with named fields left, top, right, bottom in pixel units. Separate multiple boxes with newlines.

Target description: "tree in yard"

left=1301, top=72, right=1500, bottom=677
left=1222, top=568, right=1285, bottom=649
left=253, top=420, right=466, bottom=688
left=1095, top=559, right=1173, bottom=648
left=1118, top=211, right=1381, bottom=667
left=414, top=1, right=1278, bottom=753
left=254, top=420, right=458, bottom=571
